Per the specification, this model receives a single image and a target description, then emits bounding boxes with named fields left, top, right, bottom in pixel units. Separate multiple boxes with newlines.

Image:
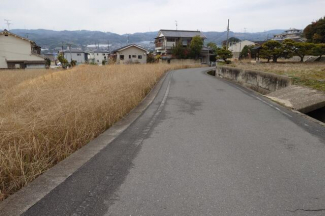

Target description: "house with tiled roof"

left=273, top=28, right=306, bottom=42
left=0, top=29, right=45, bottom=69
left=154, top=29, right=212, bottom=64
left=155, top=29, right=206, bottom=56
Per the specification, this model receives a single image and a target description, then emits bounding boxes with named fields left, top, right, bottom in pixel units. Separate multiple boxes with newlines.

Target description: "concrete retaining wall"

left=160, top=59, right=201, bottom=65
left=216, top=66, right=292, bottom=94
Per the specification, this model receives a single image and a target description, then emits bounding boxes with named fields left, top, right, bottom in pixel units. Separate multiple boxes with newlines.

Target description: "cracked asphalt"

left=23, top=68, right=325, bottom=216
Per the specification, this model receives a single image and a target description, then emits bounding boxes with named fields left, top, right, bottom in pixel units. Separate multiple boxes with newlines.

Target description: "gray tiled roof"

left=112, top=44, right=148, bottom=53
left=158, top=30, right=206, bottom=38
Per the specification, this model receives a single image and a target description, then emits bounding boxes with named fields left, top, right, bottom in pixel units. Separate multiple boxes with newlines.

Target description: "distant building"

left=273, top=28, right=306, bottom=42
left=228, top=40, right=256, bottom=59
left=60, top=49, right=88, bottom=64
left=112, top=44, right=148, bottom=64
left=88, top=50, right=110, bottom=65
left=154, top=29, right=211, bottom=64
left=0, top=29, right=45, bottom=69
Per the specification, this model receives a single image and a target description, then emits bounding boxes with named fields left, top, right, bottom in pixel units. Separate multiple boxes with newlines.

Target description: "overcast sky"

left=1, top=0, right=324, bottom=34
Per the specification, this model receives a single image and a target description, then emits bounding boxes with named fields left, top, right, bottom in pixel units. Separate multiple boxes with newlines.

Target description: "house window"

left=129, top=55, right=131, bottom=59
left=120, top=55, right=124, bottom=60
left=97, top=60, right=99, bottom=62
left=132, top=55, right=136, bottom=58
left=97, top=53, right=99, bottom=56
left=138, top=55, right=142, bottom=59
left=103, top=54, right=105, bottom=56
left=77, top=54, right=81, bottom=56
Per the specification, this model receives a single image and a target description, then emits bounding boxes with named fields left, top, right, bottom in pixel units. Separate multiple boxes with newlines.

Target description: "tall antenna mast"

left=4, top=19, right=11, bottom=30
left=175, top=21, right=178, bottom=30
left=226, top=19, right=230, bottom=50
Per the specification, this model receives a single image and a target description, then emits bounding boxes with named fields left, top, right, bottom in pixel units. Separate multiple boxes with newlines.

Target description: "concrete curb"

left=0, top=71, right=170, bottom=216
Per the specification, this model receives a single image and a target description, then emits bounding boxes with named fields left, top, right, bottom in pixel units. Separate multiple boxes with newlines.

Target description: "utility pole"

left=175, top=21, right=178, bottom=30
left=226, top=19, right=230, bottom=50
left=68, top=44, right=72, bottom=62
left=244, top=28, right=247, bottom=40
left=4, top=19, right=11, bottom=30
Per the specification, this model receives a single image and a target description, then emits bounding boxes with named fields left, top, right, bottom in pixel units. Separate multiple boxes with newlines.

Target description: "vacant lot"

left=229, top=62, right=325, bottom=92
left=0, top=64, right=199, bottom=200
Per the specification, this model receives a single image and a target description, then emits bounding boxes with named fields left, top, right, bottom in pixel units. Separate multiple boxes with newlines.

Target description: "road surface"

left=24, top=68, right=325, bottom=216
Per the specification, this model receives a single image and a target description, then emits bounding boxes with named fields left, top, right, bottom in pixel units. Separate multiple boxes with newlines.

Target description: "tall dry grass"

left=0, top=64, right=199, bottom=200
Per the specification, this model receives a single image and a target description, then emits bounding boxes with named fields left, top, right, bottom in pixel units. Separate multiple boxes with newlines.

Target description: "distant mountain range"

left=1, top=29, right=285, bottom=51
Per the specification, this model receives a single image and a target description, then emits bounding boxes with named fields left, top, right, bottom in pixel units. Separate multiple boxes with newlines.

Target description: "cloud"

left=0, top=0, right=324, bottom=34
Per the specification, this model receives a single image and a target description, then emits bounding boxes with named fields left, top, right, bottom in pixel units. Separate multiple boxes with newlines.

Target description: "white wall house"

left=0, top=29, right=45, bottom=69
left=228, top=40, right=256, bottom=59
left=61, top=50, right=88, bottom=64
left=273, top=28, right=305, bottom=42
left=88, top=50, right=110, bottom=65
left=113, top=44, right=147, bottom=64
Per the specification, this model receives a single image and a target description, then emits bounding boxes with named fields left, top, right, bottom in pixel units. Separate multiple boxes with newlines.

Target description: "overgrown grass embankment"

left=0, top=64, right=201, bottom=200
left=228, top=62, right=325, bottom=92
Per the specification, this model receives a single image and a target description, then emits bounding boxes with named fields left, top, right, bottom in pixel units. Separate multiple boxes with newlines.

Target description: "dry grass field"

left=229, top=61, right=325, bottom=91
left=0, top=64, right=200, bottom=200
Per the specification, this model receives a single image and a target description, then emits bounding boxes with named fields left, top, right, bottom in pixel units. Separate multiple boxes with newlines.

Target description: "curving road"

left=23, top=68, right=325, bottom=216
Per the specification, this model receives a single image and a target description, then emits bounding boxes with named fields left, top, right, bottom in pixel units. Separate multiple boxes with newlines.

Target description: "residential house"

left=273, top=28, right=306, bottom=42
left=228, top=40, right=256, bottom=59
left=112, top=44, right=148, bottom=64
left=154, top=29, right=211, bottom=64
left=88, top=50, right=110, bottom=65
left=0, top=29, right=45, bottom=69
left=60, top=49, right=88, bottom=64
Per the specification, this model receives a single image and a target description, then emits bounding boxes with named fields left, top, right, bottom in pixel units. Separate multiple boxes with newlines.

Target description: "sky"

left=0, top=0, right=324, bottom=34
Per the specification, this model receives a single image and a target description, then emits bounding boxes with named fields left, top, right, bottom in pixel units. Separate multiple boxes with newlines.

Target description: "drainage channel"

left=306, top=107, right=325, bottom=123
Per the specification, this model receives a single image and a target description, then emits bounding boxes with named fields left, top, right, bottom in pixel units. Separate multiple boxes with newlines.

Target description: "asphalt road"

left=24, top=68, right=325, bottom=216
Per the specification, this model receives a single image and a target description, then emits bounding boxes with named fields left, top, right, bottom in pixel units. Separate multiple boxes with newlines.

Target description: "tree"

left=304, top=16, right=325, bottom=43
left=293, top=42, right=315, bottom=62
left=312, top=44, right=325, bottom=59
left=207, top=42, right=218, bottom=54
left=222, top=37, right=241, bottom=47
left=171, top=41, right=186, bottom=59
left=189, top=36, right=204, bottom=59
left=240, top=45, right=254, bottom=59
left=260, top=40, right=283, bottom=62
left=283, top=39, right=315, bottom=62
left=216, top=48, right=233, bottom=64
left=44, top=58, right=51, bottom=68
left=147, top=53, right=156, bottom=63
left=57, top=53, right=68, bottom=68
left=71, top=60, right=77, bottom=67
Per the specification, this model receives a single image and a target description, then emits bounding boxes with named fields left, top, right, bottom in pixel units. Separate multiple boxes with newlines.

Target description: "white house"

left=228, top=40, right=256, bottom=59
left=112, top=44, right=148, bottom=64
left=88, top=50, right=110, bottom=65
left=60, top=50, right=88, bottom=64
left=273, top=28, right=305, bottom=42
left=0, top=29, right=45, bottom=69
